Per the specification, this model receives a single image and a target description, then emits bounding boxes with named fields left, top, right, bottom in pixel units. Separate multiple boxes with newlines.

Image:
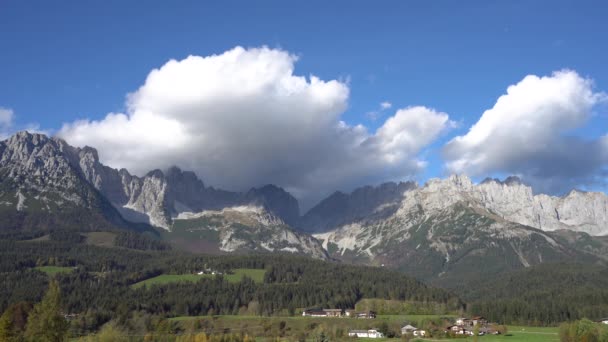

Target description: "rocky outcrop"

left=313, top=174, right=608, bottom=282
left=171, top=205, right=327, bottom=259
left=75, top=145, right=300, bottom=229
left=0, top=132, right=137, bottom=232
left=306, top=174, right=608, bottom=236
left=0, top=132, right=325, bottom=258
left=300, top=181, right=417, bottom=233
left=244, top=185, right=300, bottom=227
left=473, top=178, right=608, bottom=235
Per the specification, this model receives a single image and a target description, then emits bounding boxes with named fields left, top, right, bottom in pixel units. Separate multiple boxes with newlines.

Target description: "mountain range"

left=1, top=131, right=608, bottom=283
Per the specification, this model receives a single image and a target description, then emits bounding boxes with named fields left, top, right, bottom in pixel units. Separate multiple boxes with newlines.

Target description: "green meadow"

left=169, top=315, right=560, bottom=341
left=132, top=268, right=266, bottom=289
left=34, top=266, right=75, bottom=275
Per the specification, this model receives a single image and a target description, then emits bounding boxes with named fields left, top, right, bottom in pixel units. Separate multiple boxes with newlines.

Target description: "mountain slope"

left=303, top=175, right=608, bottom=236
left=0, top=132, right=325, bottom=258
left=299, top=181, right=417, bottom=233
left=0, top=132, right=150, bottom=237
left=77, top=147, right=300, bottom=229
left=169, top=205, right=327, bottom=258
left=470, top=176, right=608, bottom=235
left=313, top=175, right=606, bottom=283
left=458, top=262, right=608, bottom=324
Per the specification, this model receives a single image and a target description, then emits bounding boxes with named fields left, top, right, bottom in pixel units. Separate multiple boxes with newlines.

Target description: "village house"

left=446, top=325, right=473, bottom=336
left=455, top=316, right=488, bottom=327
left=401, top=324, right=418, bottom=335
left=449, top=316, right=497, bottom=335
left=598, top=318, right=608, bottom=324
left=348, top=329, right=384, bottom=338
left=301, top=308, right=376, bottom=319
left=471, top=316, right=488, bottom=326
left=323, top=309, right=343, bottom=317
left=401, top=324, right=426, bottom=337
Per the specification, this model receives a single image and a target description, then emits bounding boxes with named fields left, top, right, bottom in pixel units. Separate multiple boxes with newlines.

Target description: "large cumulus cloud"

left=59, top=46, right=451, bottom=207
left=444, top=70, right=608, bottom=193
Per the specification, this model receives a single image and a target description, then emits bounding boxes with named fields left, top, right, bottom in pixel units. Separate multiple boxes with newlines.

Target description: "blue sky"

left=1, top=1, right=607, bottom=204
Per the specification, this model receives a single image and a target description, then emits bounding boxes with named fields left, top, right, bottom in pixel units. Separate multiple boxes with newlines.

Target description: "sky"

left=1, top=0, right=607, bottom=208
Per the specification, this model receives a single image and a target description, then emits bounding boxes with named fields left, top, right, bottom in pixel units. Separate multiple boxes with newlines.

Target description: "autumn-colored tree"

left=0, top=302, right=33, bottom=342
left=23, top=280, right=68, bottom=342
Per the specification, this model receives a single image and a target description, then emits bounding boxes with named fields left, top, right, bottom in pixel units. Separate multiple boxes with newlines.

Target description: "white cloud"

left=0, top=107, right=14, bottom=139
left=444, top=70, right=608, bottom=193
left=0, top=108, right=50, bottom=139
left=366, top=101, right=393, bottom=121
left=59, top=46, right=451, bottom=208
left=0, top=107, right=13, bottom=126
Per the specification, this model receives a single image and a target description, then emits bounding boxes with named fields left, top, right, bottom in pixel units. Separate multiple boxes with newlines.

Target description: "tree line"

left=0, top=237, right=462, bottom=337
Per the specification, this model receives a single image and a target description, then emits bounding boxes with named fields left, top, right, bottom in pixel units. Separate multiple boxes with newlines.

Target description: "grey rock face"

left=244, top=184, right=300, bottom=227
left=300, top=181, right=418, bottom=233
left=308, top=174, right=608, bottom=236
left=75, top=148, right=300, bottom=230
left=314, top=174, right=606, bottom=282
left=0, top=132, right=303, bottom=231
left=0, top=132, right=130, bottom=230
left=0, top=131, right=325, bottom=257
left=473, top=179, right=608, bottom=235
left=171, top=206, right=327, bottom=259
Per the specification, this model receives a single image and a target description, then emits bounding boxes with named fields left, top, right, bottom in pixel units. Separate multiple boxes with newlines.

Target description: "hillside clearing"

left=34, top=266, right=74, bottom=275
left=132, top=268, right=266, bottom=288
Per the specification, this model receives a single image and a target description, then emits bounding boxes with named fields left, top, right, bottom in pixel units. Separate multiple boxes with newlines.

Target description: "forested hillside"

left=0, top=235, right=462, bottom=338
left=457, top=263, right=608, bottom=325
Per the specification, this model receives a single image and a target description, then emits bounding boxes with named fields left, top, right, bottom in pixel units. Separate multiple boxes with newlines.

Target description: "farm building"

left=401, top=324, right=426, bottom=336
left=348, top=329, right=384, bottom=338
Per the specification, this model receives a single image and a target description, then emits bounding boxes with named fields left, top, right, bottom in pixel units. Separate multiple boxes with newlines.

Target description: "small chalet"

left=401, top=324, right=426, bottom=337
left=471, top=316, right=488, bottom=326
left=401, top=324, right=418, bottom=335
left=599, top=318, right=608, bottom=324
left=348, top=329, right=384, bottom=338
left=446, top=325, right=473, bottom=336
left=455, top=316, right=488, bottom=327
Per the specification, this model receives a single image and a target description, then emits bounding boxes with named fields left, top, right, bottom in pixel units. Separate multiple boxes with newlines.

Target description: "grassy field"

left=132, top=268, right=266, bottom=289
left=171, top=314, right=451, bottom=340
left=34, top=266, right=74, bottom=275
left=379, top=314, right=457, bottom=322
left=447, top=325, right=558, bottom=342
left=168, top=315, right=560, bottom=341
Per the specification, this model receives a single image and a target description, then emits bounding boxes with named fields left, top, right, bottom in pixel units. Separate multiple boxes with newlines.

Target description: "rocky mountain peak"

left=300, top=181, right=417, bottom=232
left=0, top=131, right=138, bottom=232
left=165, top=166, right=205, bottom=188
left=245, top=184, right=300, bottom=226
left=503, top=175, right=523, bottom=185
left=145, top=169, right=165, bottom=179
left=77, top=145, right=99, bottom=162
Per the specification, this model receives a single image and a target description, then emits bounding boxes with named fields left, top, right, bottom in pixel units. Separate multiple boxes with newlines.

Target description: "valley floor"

left=164, top=315, right=559, bottom=341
